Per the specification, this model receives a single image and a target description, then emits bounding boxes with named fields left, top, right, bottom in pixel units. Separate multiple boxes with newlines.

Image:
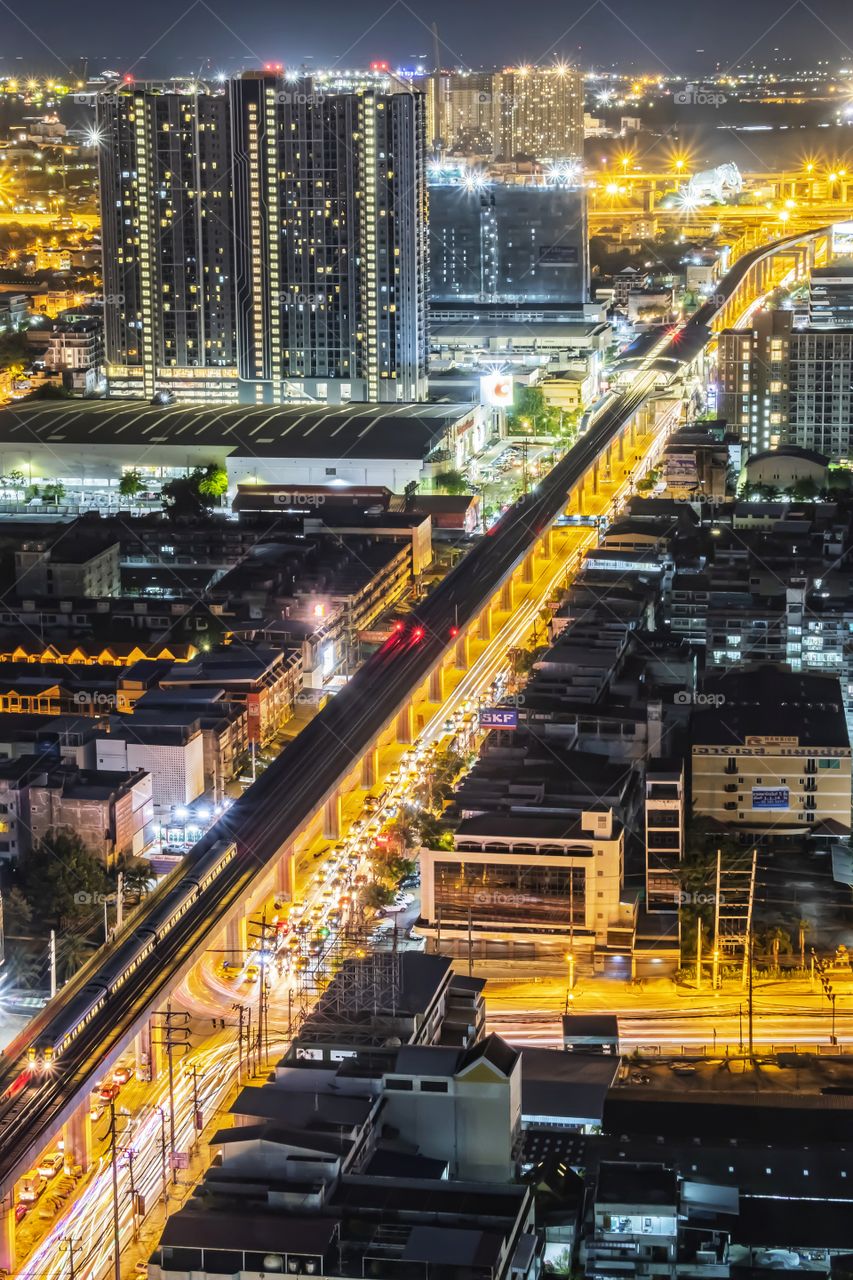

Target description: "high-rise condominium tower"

left=97, top=75, right=429, bottom=404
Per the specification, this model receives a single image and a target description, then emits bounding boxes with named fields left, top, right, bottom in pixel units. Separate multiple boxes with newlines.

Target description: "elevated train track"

left=0, top=223, right=831, bottom=1204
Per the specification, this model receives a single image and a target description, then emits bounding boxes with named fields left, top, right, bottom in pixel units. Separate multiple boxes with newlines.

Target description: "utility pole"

left=108, top=1097, right=121, bottom=1280
left=747, top=931, right=754, bottom=1058
left=155, top=1105, right=168, bottom=1204
left=190, top=1064, right=203, bottom=1147
left=712, top=849, right=722, bottom=991
left=233, top=1003, right=245, bottom=1082
left=49, top=929, right=56, bottom=998
left=247, top=912, right=275, bottom=1070
left=153, top=1002, right=191, bottom=1180
left=696, top=918, right=703, bottom=990
left=64, top=1237, right=76, bottom=1280
left=812, top=948, right=838, bottom=1046
left=124, top=1147, right=139, bottom=1238
left=116, top=871, right=124, bottom=931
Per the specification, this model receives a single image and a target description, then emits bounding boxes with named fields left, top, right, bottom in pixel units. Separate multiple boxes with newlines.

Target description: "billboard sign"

left=539, top=245, right=579, bottom=265
left=751, top=787, right=790, bottom=811
left=480, top=373, right=513, bottom=408
left=480, top=707, right=518, bottom=729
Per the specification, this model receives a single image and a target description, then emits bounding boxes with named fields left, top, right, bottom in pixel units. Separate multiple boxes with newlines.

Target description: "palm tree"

left=797, top=918, right=810, bottom=969
left=764, top=925, right=791, bottom=973
left=57, top=932, right=95, bottom=981
left=9, top=946, right=44, bottom=990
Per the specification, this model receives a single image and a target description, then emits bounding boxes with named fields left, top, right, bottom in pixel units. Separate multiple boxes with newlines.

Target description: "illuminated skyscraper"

left=97, top=85, right=238, bottom=401
left=429, top=177, right=589, bottom=306
left=493, top=66, right=585, bottom=162
left=230, top=74, right=428, bottom=404
left=98, top=75, right=429, bottom=405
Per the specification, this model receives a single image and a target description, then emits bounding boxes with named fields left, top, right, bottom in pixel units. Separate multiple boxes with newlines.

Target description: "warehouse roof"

left=0, top=400, right=469, bottom=460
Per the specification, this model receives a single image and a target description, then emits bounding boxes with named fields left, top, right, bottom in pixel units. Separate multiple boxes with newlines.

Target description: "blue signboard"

left=752, top=787, right=789, bottom=810
left=480, top=707, right=518, bottom=729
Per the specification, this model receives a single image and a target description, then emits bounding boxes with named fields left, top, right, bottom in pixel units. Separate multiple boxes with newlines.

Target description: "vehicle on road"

left=37, top=1152, right=63, bottom=1179
left=18, top=1173, right=46, bottom=1203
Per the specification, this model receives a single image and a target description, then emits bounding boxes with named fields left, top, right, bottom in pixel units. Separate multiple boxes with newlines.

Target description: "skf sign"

left=480, top=373, right=514, bottom=408
left=480, top=707, right=518, bottom=729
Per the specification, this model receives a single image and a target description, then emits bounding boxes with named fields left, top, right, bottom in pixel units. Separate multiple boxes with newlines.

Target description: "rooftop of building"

left=453, top=811, right=618, bottom=844
left=519, top=1047, right=618, bottom=1124
left=596, top=1161, right=678, bottom=1208
left=693, top=665, right=850, bottom=749
left=393, top=1034, right=519, bottom=1081
left=0, top=401, right=470, bottom=460
left=745, top=444, right=829, bottom=467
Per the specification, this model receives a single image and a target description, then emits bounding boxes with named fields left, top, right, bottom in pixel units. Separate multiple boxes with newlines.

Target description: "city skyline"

left=0, top=0, right=852, bottom=77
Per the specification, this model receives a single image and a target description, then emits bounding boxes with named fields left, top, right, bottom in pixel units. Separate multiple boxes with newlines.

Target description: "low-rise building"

left=44, top=316, right=104, bottom=394
left=15, top=531, right=121, bottom=599
left=418, top=809, right=628, bottom=971
left=691, top=666, right=852, bottom=837
left=96, top=720, right=205, bottom=817
left=0, top=756, right=152, bottom=863
left=582, top=1162, right=733, bottom=1280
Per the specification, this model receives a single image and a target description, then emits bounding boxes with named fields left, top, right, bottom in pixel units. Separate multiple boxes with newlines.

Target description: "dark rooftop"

left=596, top=1162, right=678, bottom=1207
left=0, top=400, right=469, bottom=460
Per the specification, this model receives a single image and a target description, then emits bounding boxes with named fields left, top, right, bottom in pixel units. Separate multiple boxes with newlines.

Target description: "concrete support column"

left=0, top=1194, right=15, bottom=1275
left=591, top=459, right=600, bottom=496
left=361, top=747, right=379, bottom=790
left=478, top=605, right=492, bottom=642
left=539, top=529, right=553, bottom=560
left=617, top=430, right=625, bottom=461
left=521, top=553, right=535, bottom=585
left=323, top=791, right=342, bottom=841
left=274, top=846, right=293, bottom=898
left=140, top=1016, right=167, bottom=1081
left=135, top=1021, right=156, bottom=1082
left=396, top=703, right=414, bottom=745
left=454, top=632, right=470, bottom=671
left=63, top=1102, right=93, bottom=1174
left=429, top=664, right=445, bottom=703
left=500, top=578, right=514, bottom=612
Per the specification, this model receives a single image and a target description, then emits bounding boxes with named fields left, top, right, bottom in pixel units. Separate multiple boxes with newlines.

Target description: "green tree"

left=19, top=829, right=110, bottom=929
left=763, top=924, right=791, bottom=973
left=118, top=469, right=144, bottom=502
left=197, top=463, right=228, bottom=502
left=433, top=469, right=468, bottom=496
left=506, top=385, right=561, bottom=437
left=113, top=856, right=154, bottom=901
left=797, top=918, right=810, bottom=969
left=787, top=478, right=819, bottom=502
left=2, top=885, right=32, bottom=936
left=749, top=482, right=782, bottom=502
left=5, top=468, right=25, bottom=494
left=41, top=480, right=66, bottom=505
left=361, top=882, right=394, bottom=910
left=161, top=470, right=211, bottom=521
left=57, top=930, right=95, bottom=981
left=8, top=945, right=43, bottom=990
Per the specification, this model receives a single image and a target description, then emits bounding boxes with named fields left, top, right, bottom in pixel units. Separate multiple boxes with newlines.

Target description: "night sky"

left=5, top=0, right=853, bottom=76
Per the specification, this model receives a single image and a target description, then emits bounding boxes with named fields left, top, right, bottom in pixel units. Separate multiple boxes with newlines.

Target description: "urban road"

left=0, top=225, right=831, bottom=1208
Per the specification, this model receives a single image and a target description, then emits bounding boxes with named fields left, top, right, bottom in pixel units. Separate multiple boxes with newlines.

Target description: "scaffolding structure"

left=713, top=847, right=757, bottom=988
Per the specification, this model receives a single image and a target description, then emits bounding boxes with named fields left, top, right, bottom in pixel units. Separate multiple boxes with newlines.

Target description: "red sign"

left=246, top=691, right=261, bottom=744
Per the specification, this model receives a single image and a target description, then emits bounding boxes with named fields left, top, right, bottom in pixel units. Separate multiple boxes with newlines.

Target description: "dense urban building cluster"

left=1, top=29, right=853, bottom=1280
